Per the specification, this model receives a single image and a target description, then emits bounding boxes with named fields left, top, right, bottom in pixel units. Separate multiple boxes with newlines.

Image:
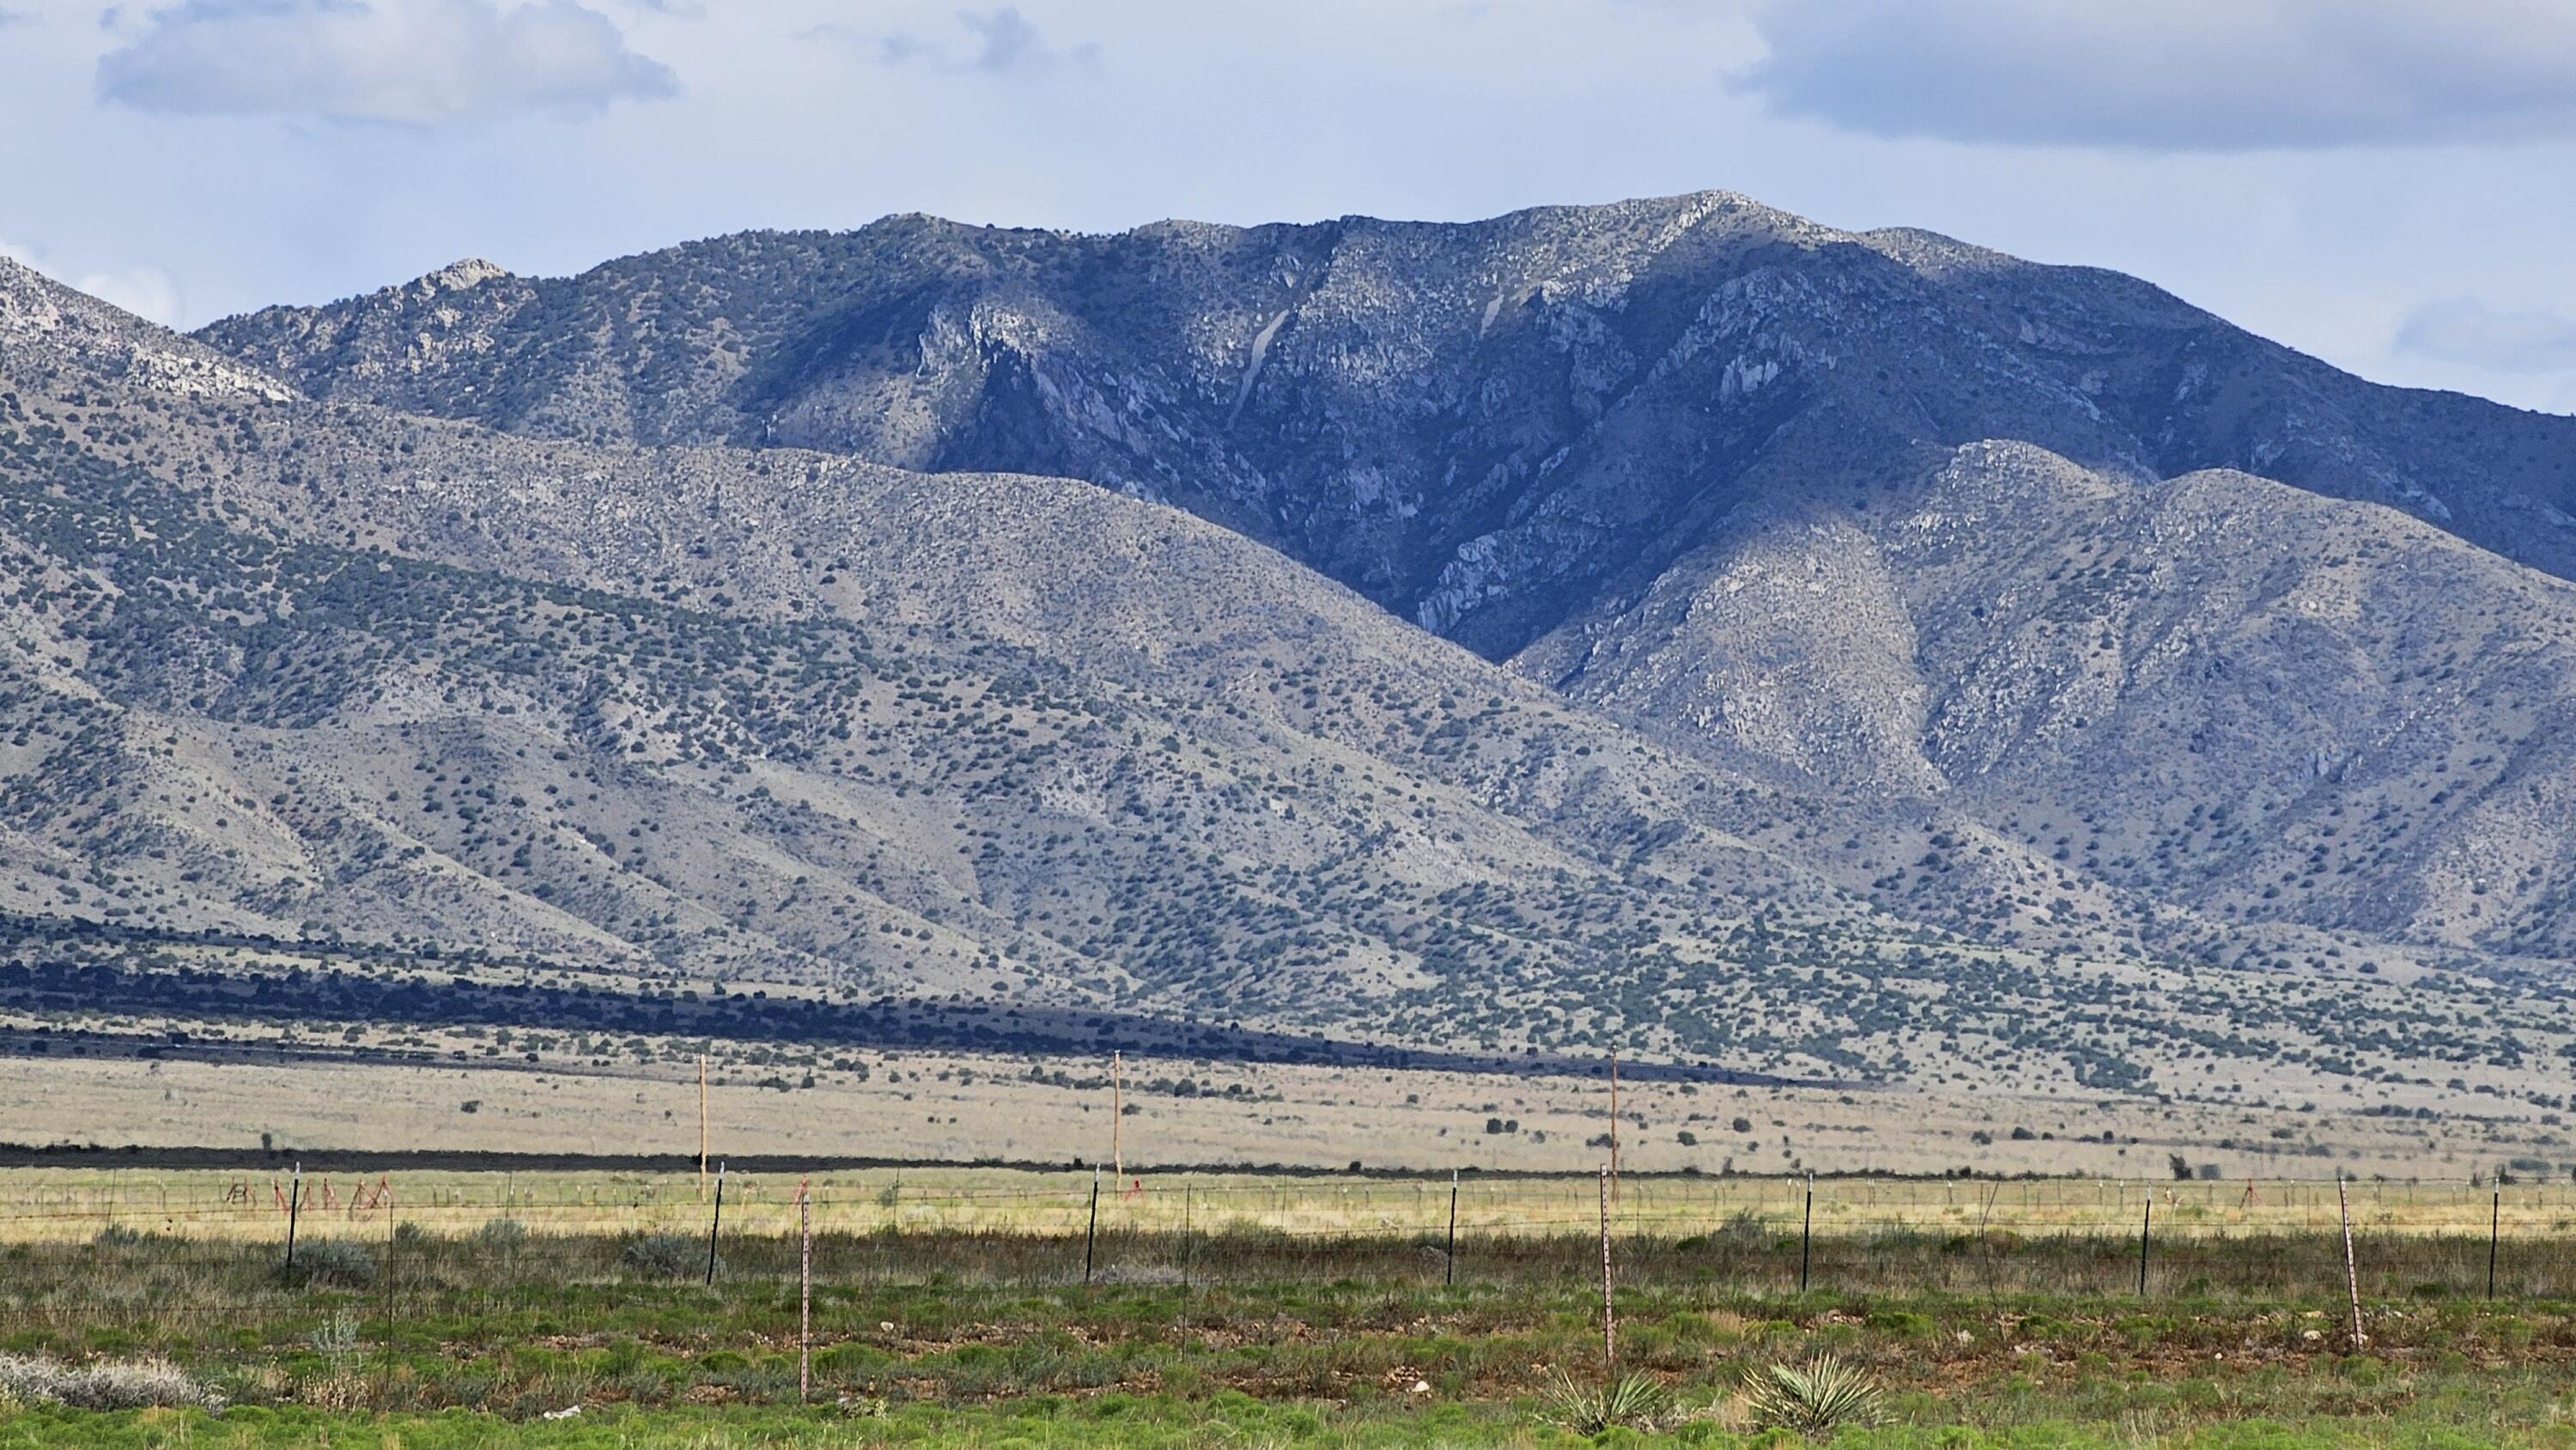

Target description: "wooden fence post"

left=1597, top=1165, right=1615, bottom=1374
left=1607, top=1052, right=1620, bottom=1203
left=798, top=1175, right=812, bottom=1402
left=2337, top=1173, right=2364, bottom=1350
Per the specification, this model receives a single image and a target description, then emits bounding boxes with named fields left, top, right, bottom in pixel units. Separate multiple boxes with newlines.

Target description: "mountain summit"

left=194, top=193, right=2576, bottom=962
left=202, top=191, right=2576, bottom=658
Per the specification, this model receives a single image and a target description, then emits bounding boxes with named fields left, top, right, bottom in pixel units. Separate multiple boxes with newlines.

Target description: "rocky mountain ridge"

left=191, top=194, right=2576, bottom=964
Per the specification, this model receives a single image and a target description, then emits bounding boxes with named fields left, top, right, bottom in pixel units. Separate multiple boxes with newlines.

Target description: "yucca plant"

left=1741, top=1353, right=1885, bottom=1436
left=1537, top=1367, right=1667, bottom=1435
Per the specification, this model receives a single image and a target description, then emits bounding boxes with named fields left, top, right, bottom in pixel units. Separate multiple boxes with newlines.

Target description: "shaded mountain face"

left=192, top=192, right=2576, bottom=968
left=202, top=191, right=2576, bottom=664
left=16, top=251, right=2245, bottom=1086
left=11, top=225, right=2576, bottom=1103
left=1524, top=440, right=2576, bottom=960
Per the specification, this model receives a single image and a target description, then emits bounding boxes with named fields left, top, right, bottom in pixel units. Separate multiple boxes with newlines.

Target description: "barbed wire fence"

left=6, top=1167, right=2575, bottom=1395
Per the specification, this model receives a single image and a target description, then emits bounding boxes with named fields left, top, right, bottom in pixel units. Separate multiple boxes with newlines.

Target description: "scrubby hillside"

left=192, top=194, right=2576, bottom=966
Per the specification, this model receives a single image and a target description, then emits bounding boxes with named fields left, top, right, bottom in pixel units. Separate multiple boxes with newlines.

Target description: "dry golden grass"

left=4, top=1163, right=2569, bottom=1247
left=9, top=1033, right=2570, bottom=1185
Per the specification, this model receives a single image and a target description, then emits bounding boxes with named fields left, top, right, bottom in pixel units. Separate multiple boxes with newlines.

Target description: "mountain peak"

left=419, top=257, right=510, bottom=293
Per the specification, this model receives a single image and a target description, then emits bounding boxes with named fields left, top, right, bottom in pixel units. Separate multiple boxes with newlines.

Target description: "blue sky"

left=3, top=0, right=2574, bottom=414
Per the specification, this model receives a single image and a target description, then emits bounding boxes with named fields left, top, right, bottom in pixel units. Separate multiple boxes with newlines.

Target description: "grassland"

left=3, top=1169, right=2576, bottom=1444
left=6, top=1168, right=2576, bottom=1247
left=11, top=1032, right=2576, bottom=1184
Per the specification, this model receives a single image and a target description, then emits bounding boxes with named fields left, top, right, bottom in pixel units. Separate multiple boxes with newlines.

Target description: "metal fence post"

left=1798, top=1173, right=1813, bottom=1294
left=2488, top=1190, right=2500, bottom=1301
left=283, top=1163, right=302, bottom=1273
left=2137, top=1191, right=2152, bottom=1296
left=703, top=1162, right=726, bottom=1287
left=1083, top=1167, right=1100, bottom=1287
left=1445, top=1169, right=1459, bottom=1287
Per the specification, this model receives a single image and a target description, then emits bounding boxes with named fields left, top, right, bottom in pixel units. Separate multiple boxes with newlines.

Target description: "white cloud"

left=97, top=0, right=678, bottom=124
left=2396, top=299, right=2576, bottom=375
left=1728, top=0, right=2576, bottom=151
left=76, top=264, right=185, bottom=326
left=864, top=6, right=1097, bottom=76
left=0, top=238, right=185, bottom=326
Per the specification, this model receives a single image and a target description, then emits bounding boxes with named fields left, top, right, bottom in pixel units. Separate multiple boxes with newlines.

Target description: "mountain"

left=12, top=208, right=2576, bottom=1113
left=9, top=250, right=2200, bottom=1088
left=197, top=193, right=2576, bottom=965
left=201, top=192, right=2576, bottom=646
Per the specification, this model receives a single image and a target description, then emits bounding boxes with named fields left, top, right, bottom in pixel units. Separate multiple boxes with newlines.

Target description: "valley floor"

left=7, top=1037, right=2570, bottom=1183
left=1, top=1208, right=2572, bottom=1447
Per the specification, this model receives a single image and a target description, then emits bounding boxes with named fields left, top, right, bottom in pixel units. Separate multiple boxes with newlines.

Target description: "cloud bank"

left=98, top=0, right=677, bottom=124
left=2397, top=299, right=2576, bottom=376
left=1729, top=0, right=2576, bottom=151
left=2, top=238, right=184, bottom=327
left=869, top=7, right=1097, bottom=76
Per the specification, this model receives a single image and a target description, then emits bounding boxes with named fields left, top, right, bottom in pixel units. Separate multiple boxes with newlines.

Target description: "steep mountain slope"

left=202, top=191, right=2576, bottom=654
left=1523, top=440, right=2576, bottom=959
left=10, top=252, right=2196, bottom=1082
left=15, top=252, right=2576, bottom=1112
left=194, top=193, right=2576, bottom=966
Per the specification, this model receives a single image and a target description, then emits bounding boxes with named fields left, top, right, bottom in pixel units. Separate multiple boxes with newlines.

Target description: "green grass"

left=2, top=1223, right=2573, bottom=1445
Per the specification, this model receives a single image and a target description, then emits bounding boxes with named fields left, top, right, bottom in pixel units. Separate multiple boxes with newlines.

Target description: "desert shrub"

left=282, top=1238, right=376, bottom=1287
left=622, top=1231, right=703, bottom=1279
left=1713, top=1209, right=1772, bottom=1247
left=0, top=1353, right=224, bottom=1411
left=1741, top=1353, right=1885, bottom=1436
left=300, top=1311, right=368, bottom=1410
left=472, top=1217, right=529, bottom=1246
left=1537, top=1368, right=1666, bottom=1435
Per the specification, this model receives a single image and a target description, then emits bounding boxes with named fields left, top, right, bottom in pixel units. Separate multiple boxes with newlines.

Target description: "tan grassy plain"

left=1, top=1162, right=2571, bottom=1247
left=4, top=1038, right=2572, bottom=1247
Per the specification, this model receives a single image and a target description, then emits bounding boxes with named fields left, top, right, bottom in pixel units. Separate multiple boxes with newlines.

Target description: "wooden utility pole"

left=1111, top=1051, right=1124, bottom=1181
left=698, top=1056, right=710, bottom=1201
left=1607, top=1049, right=1620, bottom=1202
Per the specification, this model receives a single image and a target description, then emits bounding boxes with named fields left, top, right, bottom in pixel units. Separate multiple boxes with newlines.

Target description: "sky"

left=3, top=0, right=2575, bottom=414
